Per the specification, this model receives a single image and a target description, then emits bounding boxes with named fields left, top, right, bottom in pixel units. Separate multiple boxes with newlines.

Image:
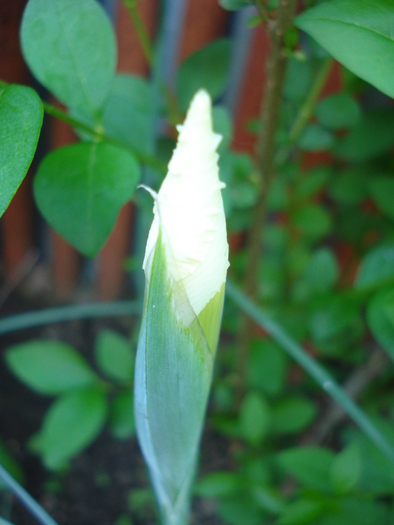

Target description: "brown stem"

left=236, top=0, right=296, bottom=402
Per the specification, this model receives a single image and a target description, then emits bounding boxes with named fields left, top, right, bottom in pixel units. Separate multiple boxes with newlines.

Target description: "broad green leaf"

left=292, top=204, right=332, bottom=240
left=278, top=499, right=326, bottom=525
left=298, top=124, right=334, bottom=151
left=0, top=85, right=43, bottom=217
left=295, top=167, right=330, bottom=200
left=194, top=472, right=240, bottom=498
left=73, top=74, right=155, bottom=155
left=109, top=389, right=135, bottom=440
left=247, top=339, right=287, bottom=396
left=219, top=0, right=252, bottom=10
left=34, top=142, right=140, bottom=257
left=277, top=447, right=335, bottom=492
left=334, top=109, right=394, bottom=162
left=21, top=0, right=116, bottom=113
left=355, top=245, right=394, bottom=289
left=309, top=296, right=361, bottom=343
left=367, top=289, right=394, bottom=362
left=95, top=329, right=134, bottom=383
left=283, top=59, right=313, bottom=102
left=295, top=0, right=394, bottom=98
left=213, top=105, right=233, bottom=150
left=251, top=484, right=285, bottom=515
left=316, top=93, right=360, bottom=130
left=218, top=495, right=263, bottom=525
left=272, top=396, right=317, bottom=435
left=176, top=40, right=231, bottom=111
left=37, top=387, right=108, bottom=469
left=5, top=340, right=97, bottom=395
left=330, top=168, right=367, bottom=205
left=239, top=392, right=271, bottom=445
left=302, top=248, right=338, bottom=293
left=330, top=443, right=361, bottom=494
left=369, top=176, right=394, bottom=221
left=314, top=498, right=389, bottom=525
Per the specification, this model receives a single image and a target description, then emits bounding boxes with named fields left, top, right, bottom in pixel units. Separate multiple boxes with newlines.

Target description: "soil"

left=0, top=292, right=229, bottom=525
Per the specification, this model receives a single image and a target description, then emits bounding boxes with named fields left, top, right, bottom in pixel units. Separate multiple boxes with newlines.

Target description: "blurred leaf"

left=239, top=392, right=271, bottom=445
left=194, top=471, right=240, bottom=498
left=314, top=498, right=389, bottom=525
left=176, top=40, right=231, bottom=110
left=34, top=142, right=140, bottom=257
left=295, top=0, right=394, bottom=98
left=277, top=447, right=335, bottom=492
left=219, top=0, right=252, bottom=9
left=330, top=168, right=367, bottom=205
left=21, top=0, right=116, bottom=112
left=298, top=124, right=334, bottom=151
left=95, top=330, right=134, bottom=383
left=309, top=296, right=361, bottom=343
left=251, top=484, right=285, bottom=515
left=292, top=204, right=332, bottom=240
left=218, top=495, right=263, bottom=525
left=330, top=443, right=361, bottom=494
left=6, top=340, right=97, bottom=395
left=295, top=167, right=330, bottom=200
left=278, top=499, right=326, bottom=525
left=283, top=59, right=313, bottom=102
left=367, top=289, right=394, bottom=362
left=302, top=248, right=338, bottom=293
left=213, top=105, right=233, bottom=150
left=267, top=178, right=289, bottom=211
left=247, top=339, right=287, bottom=396
left=355, top=244, right=394, bottom=289
left=37, top=387, right=108, bottom=469
left=0, top=440, right=24, bottom=489
left=334, top=109, right=394, bottom=162
left=369, top=176, right=394, bottom=221
left=109, top=389, right=135, bottom=440
left=272, top=396, right=317, bottom=435
left=0, top=85, right=43, bottom=218
left=316, top=93, right=360, bottom=130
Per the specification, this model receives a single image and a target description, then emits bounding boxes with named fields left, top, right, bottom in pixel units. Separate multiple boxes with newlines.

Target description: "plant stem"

left=236, top=0, right=296, bottom=401
left=121, top=0, right=154, bottom=66
left=275, top=57, right=333, bottom=166
left=0, top=464, right=59, bottom=525
left=226, top=280, right=394, bottom=465
left=0, top=301, right=140, bottom=336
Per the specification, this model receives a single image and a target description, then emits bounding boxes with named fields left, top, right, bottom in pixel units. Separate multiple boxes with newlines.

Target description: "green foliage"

left=21, top=0, right=116, bottom=113
left=295, top=0, right=394, bottom=97
left=34, top=142, right=140, bottom=257
left=176, top=39, right=231, bottom=110
left=219, top=0, right=252, bottom=10
left=0, top=85, right=43, bottom=217
left=95, top=330, right=134, bottom=383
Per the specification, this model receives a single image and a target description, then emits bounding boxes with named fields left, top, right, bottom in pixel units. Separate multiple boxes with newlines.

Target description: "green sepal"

left=134, top=232, right=215, bottom=523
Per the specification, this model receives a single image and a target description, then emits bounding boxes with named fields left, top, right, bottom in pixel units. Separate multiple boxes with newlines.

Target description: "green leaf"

left=176, top=39, right=231, bottom=111
left=218, top=495, right=263, bottom=525
left=334, top=109, right=394, bottom=162
left=247, top=339, right=287, bottom=396
left=367, top=289, right=394, bottom=362
left=330, top=443, right=361, bottom=494
left=5, top=340, right=97, bottom=395
left=315, top=93, right=360, bottom=130
left=0, top=440, right=24, bottom=489
left=73, top=74, right=155, bottom=155
left=330, top=168, right=367, bottom=205
left=355, top=244, right=394, bottom=289
left=0, top=85, right=43, bottom=217
left=295, top=167, right=330, bottom=200
left=302, top=248, right=338, bottom=293
left=298, top=124, right=334, bottom=152
left=194, top=472, right=240, bottom=498
left=283, top=59, right=313, bottom=102
left=239, top=392, right=271, bottom=445
left=219, top=0, right=252, bottom=10
left=109, top=389, right=135, bottom=440
left=295, top=0, right=394, bottom=98
left=369, top=176, right=394, bottom=221
left=278, top=499, right=326, bottom=525
left=292, top=204, right=332, bottom=240
left=95, top=329, right=134, bottom=383
left=277, top=447, right=335, bottom=492
left=34, top=142, right=140, bottom=257
left=272, top=396, right=317, bottom=435
left=213, top=105, right=233, bottom=151
left=37, top=387, right=108, bottom=469
left=21, top=0, right=116, bottom=113
left=314, top=498, right=389, bottom=525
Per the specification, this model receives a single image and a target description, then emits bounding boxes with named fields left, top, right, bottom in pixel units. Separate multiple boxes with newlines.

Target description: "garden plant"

left=0, top=0, right=394, bottom=524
